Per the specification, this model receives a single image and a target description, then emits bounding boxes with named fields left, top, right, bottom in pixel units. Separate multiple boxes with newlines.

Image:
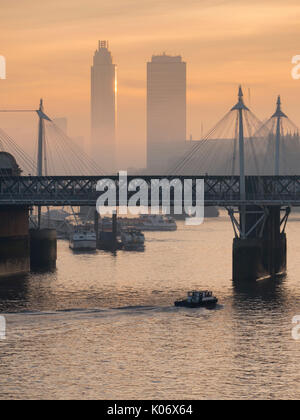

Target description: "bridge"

left=0, top=175, right=300, bottom=207
left=0, top=86, right=299, bottom=281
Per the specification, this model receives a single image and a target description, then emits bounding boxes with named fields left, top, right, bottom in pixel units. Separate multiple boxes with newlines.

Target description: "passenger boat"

left=137, top=214, right=177, bottom=231
left=69, top=231, right=97, bottom=250
left=174, top=290, right=218, bottom=308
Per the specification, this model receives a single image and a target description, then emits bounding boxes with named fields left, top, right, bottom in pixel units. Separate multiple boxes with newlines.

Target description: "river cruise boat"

left=69, top=231, right=97, bottom=251
left=137, top=215, right=177, bottom=231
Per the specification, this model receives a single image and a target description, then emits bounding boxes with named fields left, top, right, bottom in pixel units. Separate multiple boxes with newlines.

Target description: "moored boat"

left=69, top=231, right=96, bottom=251
left=137, top=214, right=177, bottom=231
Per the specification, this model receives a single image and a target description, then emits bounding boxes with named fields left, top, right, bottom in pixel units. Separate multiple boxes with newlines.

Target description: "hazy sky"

left=1, top=0, right=300, bottom=167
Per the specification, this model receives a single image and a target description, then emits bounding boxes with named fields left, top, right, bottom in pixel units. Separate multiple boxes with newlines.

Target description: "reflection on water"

left=0, top=275, right=30, bottom=311
left=233, top=274, right=286, bottom=304
left=0, top=211, right=299, bottom=399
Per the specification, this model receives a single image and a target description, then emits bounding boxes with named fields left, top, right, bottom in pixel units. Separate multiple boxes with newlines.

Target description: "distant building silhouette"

left=0, top=152, right=21, bottom=176
left=91, top=41, right=116, bottom=172
left=147, top=53, right=186, bottom=172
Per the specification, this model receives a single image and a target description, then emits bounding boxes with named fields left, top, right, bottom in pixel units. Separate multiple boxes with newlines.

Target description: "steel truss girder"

left=0, top=175, right=300, bottom=206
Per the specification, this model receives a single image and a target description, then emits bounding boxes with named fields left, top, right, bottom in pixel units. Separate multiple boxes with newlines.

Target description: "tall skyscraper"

left=91, top=41, right=116, bottom=172
left=147, top=53, right=186, bottom=172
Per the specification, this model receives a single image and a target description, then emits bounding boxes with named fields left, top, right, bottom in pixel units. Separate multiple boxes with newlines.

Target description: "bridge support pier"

left=0, top=206, right=30, bottom=278
left=262, top=207, right=287, bottom=277
left=233, top=237, right=266, bottom=282
left=94, top=209, right=99, bottom=245
left=231, top=206, right=288, bottom=282
left=29, top=228, right=57, bottom=271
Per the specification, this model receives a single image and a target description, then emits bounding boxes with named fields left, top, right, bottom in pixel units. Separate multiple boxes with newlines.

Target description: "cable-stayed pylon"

left=256, top=96, right=300, bottom=175
left=168, top=86, right=265, bottom=177
left=0, top=101, right=105, bottom=176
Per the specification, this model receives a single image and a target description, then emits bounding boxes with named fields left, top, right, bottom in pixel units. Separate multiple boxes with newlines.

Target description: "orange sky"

left=1, top=0, right=300, bottom=168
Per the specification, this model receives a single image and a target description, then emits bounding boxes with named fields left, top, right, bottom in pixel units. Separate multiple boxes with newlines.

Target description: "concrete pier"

left=97, top=213, right=121, bottom=251
left=29, top=228, right=57, bottom=271
left=233, top=237, right=266, bottom=282
left=112, top=213, right=117, bottom=247
left=262, top=207, right=286, bottom=276
left=233, top=206, right=287, bottom=281
left=0, top=206, right=30, bottom=278
left=94, top=209, right=99, bottom=244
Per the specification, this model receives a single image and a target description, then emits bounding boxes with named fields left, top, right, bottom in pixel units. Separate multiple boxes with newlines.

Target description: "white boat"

left=137, top=214, right=177, bottom=231
left=69, top=231, right=97, bottom=250
left=121, top=229, right=145, bottom=250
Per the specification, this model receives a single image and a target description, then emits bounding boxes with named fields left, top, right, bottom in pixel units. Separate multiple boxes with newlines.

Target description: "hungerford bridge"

left=0, top=87, right=300, bottom=281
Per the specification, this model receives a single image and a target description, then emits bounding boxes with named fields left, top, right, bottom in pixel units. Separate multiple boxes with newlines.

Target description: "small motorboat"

left=174, top=290, right=218, bottom=308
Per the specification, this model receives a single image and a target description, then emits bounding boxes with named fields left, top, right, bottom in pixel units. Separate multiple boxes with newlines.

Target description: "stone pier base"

left=0, top=206, right=30, bottom=278
left=233, top=206, right=287, bottom=282
left=30, top=228, right=57, bottom=271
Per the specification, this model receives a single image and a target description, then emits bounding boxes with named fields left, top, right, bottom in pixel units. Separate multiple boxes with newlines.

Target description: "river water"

left=0, top=210, right=299, bottom=399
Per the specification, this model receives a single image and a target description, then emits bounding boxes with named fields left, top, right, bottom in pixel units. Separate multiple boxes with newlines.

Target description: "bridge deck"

left=0, top=175, right=300, bottom=207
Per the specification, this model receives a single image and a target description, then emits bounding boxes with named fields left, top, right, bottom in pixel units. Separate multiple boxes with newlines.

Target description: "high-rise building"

left=147, top=53, right=186, bottom=172
left=91, top=41, right=116, bottom=172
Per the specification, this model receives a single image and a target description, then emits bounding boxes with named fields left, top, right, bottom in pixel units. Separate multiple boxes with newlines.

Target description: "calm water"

left=0, top=210, right=300, bottom=400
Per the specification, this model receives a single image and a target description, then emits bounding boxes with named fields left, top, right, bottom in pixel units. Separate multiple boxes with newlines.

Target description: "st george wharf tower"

left=91, top=41, right=116, bottom=172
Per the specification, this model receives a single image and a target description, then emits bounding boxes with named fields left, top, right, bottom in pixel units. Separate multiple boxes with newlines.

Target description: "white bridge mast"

left=272, top=96, right=287, bottom=176
left=36, top=99, right=51, bottom=227
left=231, top=86, right=249, bottom=238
